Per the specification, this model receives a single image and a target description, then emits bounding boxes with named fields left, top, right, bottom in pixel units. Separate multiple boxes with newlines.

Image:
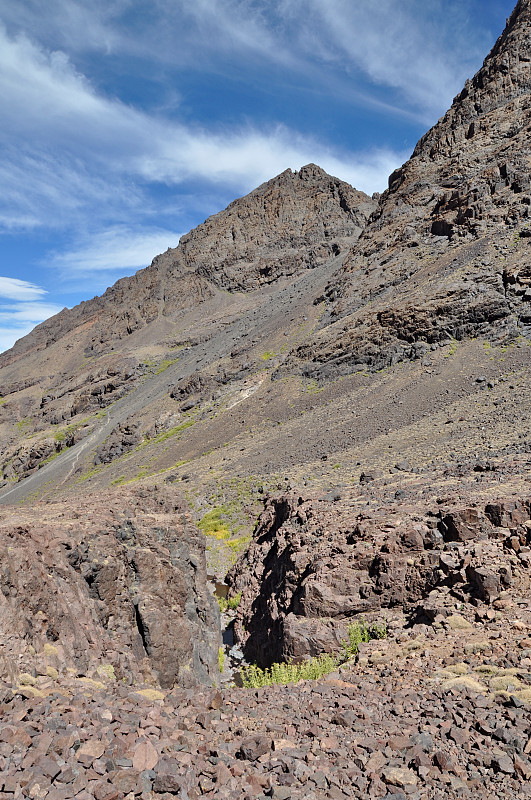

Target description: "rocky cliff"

left=0, top=165, right=374, bottom=368
left=0, top=485, right=220, bottom=689
left=228, top=475, right=531, bottom=667
left=289, top=0, right=531, bottom=377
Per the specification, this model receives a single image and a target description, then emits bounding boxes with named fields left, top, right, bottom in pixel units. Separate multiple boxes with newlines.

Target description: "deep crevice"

left=134, top=602, right=150, bottom=655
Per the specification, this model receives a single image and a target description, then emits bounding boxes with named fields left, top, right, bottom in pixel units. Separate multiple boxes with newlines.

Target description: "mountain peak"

left=361, top=0, right=531, bottom=246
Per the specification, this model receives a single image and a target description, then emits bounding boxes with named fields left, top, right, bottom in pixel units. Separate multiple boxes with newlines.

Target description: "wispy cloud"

left=0, top=277, right=63, bottom=351
left=0, top=277, right=48, bottom=301
left=49, top=226, right=183, bottom=274
left=0, top=21, right=404, bottom=241
left=279, top=0, right=489, bottom=119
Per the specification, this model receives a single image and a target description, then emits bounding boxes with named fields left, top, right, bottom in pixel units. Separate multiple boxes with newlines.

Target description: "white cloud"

left=49, top=226, right=183, bottom=273
left=0, top=277, right=63, bottom=352
left=0, top=21, right=404, bottom=240
left=7, top=0, right=489, bottom=121
left=0, top=277, right=47, bottom=301
left=295, top=0, right=483, bottom=119
left=138, top=124, right=404, bottom=195
left=0, top=300, right=62, bottom=323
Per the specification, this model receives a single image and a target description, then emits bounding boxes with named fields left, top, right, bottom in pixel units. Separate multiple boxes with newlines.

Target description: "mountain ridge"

left=0, top=4, right=531, bottom=798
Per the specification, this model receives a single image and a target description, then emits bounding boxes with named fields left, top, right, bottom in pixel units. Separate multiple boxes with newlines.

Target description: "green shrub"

left=241, top=619, right=387, bottom=688
left=340, top=619, right=387, bottom=660
left=217, top=591, right=242, bottom=613
left=241, top=652, right=339, bottom=688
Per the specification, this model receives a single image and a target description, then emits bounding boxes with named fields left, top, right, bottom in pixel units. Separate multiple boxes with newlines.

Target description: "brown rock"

left=76, top=740, right=106, bottom=764
left=132, top=738, right=159, bottom=772
left=238, top=735, right=272, bottom=761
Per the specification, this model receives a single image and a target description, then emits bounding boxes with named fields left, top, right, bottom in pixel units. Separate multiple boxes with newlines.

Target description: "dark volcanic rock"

left=227, top=488, right=531, bottom=666
left=0, top=486, right=220, bottom=688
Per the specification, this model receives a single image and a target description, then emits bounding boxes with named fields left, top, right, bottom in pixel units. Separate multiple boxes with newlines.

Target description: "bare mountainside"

left=0, top=3, right=531, bottom=798
left=0, top=2, right=529, bottom=571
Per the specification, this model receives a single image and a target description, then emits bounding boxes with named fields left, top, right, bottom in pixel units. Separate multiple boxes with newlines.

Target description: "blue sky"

left=0, top=0, right=515, bottom=351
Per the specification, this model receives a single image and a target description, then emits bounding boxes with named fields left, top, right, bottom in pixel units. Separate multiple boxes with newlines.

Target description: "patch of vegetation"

left=140, top=419, right=196, bottom=448
left=444, top=337, right=459, bottom=358
left=217, top=591, right=242, bottom=613
left=39, top=450, right=62, bottom=467
left=242, top=653, right=339, bottom=688
left=340, top=619, right=387, bottom=660
left=142, top=353, right=181, bottom=376
left=260, top=350, right=277, bottom=361
left=303, top=378, right=324, bottom=395
left=218, top=647, right=225, bottom=674
left=77, top=465, right=103, bottom=483
left=53, top=420, right=84, bottom=443
left=154, top=357, right=180, bottom=375
left=241, top=620, right=387, bottom=688
left=16, top=418, right=32, bottom=433
left=198, top=506, right=231, bottom=539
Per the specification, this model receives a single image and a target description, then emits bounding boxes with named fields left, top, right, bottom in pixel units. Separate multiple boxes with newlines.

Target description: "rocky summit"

left=0, top=2, right=531, bottom=799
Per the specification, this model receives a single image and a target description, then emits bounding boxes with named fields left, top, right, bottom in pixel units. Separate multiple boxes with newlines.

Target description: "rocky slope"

left=289, top=0, right=531, bottom=377
left=2, top=537, right=531, bottom=799
left=0, top=485, right=220, bottom=690
left=0, top=166, right=374, bottom=492
left=1, top=0, right=530, bottom=513
left=0, top=164, right=374, bottom=369
left=228, top=463, right=531, bottom=667
left=0, top=3, right=530, bottom=799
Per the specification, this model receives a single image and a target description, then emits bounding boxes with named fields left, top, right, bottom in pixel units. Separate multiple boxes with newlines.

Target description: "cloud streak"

left=0, top=277, right=48, bottom=302
left=0, top=277, right=63, bottom=351
left=0, top=22, right=404, bottom=239
left=1, top=0, right=491, bottom=121
left=49, top=226, right=183, bottom=274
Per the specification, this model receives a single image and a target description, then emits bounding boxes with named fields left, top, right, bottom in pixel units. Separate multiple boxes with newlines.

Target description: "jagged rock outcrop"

left=177, top=164, right=375, bottom=290
left=228, top=490, right=531, bottom=667
left=0, top=486, right=220, bottom=688
left=287, top=0, right=531, bottom=378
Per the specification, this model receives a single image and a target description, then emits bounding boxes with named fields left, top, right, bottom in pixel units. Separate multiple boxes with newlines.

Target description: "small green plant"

left=16, top=417, right=32, bottom=433
left=241, top=619, right=387, bottom=688
left=340, top=619, right=387, bottom=660
left=260, top=350, right=276, bottom=361
left=217, top=591, right=242, bottom=613
left=444, top=338, right=459, bottom=357
left=218, top=647, right=225, bottom=673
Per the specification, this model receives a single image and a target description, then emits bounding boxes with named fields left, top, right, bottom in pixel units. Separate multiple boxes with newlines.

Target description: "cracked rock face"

left=0, top=485, right=220, bottom=688
left=228, top=489, right=531, bottom=667
left=0, top=164, right=375, bottom=370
